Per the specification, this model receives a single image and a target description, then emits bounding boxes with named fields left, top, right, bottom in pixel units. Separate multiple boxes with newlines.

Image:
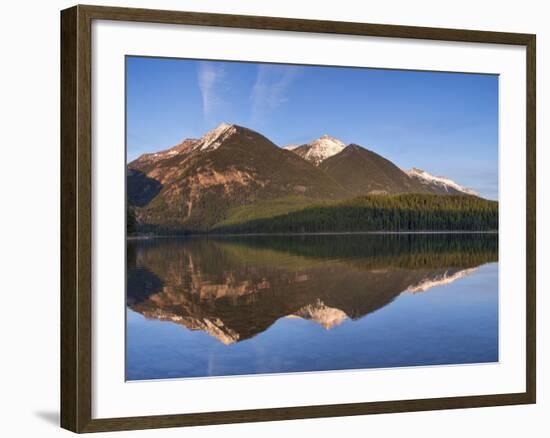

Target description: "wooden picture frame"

left=61, top=4, right=536, bottom=433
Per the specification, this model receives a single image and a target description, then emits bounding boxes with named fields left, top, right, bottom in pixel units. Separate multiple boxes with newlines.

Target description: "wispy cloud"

left=197, top=62, right=226, bottom=120
left=250, top=65, right=302, bottom=125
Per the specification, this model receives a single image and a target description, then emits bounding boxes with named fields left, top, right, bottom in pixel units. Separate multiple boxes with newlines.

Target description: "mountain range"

left=128, top=123, right=486, bottom=232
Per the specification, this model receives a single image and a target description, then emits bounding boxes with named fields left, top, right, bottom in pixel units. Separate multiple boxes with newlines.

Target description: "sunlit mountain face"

left=127, top=234, right=498, bottom=345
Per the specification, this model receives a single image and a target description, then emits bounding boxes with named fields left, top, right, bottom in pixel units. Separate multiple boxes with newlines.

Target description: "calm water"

left=126, top=234, right=498, bottom=380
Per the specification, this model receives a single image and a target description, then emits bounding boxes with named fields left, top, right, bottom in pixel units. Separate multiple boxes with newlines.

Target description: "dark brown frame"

left=61, top=4, right=536, bottom=433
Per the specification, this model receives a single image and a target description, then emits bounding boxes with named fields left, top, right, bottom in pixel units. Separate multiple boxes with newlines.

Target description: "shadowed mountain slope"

left=319, top=144, right=424, bottom=194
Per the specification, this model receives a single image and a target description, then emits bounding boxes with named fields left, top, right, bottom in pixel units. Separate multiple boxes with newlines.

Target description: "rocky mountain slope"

left=128, top=124, right=348, bottom=231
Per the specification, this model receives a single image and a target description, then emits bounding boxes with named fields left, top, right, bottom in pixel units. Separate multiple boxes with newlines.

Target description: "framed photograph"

left=60, top=5, right=536, bottom=433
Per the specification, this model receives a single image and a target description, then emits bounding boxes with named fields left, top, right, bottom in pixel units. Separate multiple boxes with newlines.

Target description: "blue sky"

left=126, top=56, right=498, bottom=199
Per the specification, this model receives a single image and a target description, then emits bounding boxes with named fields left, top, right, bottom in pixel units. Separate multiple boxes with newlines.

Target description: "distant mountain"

left=285, top=137, right=478, bottom=197
left=319, top=144, right=423, bottom=194
left=291, top=134, right=346, bottom=165
left=406, top=167, right=479, bottom=196
left=128, top=123, right=348, bottom=231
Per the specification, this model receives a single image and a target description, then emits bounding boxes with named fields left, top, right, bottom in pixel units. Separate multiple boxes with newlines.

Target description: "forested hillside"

left=214, top=194, right=498, bottom=234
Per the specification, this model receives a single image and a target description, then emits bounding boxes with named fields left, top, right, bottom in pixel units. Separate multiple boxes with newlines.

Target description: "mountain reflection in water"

left=127, top=234, right=498, bottom=347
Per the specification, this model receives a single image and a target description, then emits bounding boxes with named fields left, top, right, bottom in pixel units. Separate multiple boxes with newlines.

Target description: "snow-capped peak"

left=283, top=144, right=300, bottom=151
left=302, top=135, right=346, bottom=165
left=194, top=122, right=237, bottom=152
left=406, top=167, right=479, bottom=196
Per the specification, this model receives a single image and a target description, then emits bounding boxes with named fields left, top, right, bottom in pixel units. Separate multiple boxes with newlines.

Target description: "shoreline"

left=127, top=230, right=499, bottom=240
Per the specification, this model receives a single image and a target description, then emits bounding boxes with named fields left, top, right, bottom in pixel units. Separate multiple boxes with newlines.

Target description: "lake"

left=126, top=233, right=498, bottom=380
